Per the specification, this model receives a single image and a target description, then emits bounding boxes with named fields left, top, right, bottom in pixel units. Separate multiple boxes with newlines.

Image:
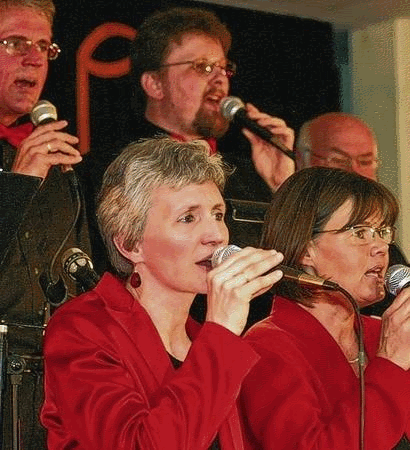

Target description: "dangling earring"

left=130, top=272, right=141, bottom=288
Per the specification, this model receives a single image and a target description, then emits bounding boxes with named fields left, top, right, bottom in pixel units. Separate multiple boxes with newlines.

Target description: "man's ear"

left=140, top=71, right=164, bottom=100
left=113, top=235, right=144, bottom=264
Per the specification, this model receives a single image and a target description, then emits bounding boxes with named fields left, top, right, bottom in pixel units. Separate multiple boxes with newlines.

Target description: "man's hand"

left=11, top=120, right=82, bottom=179
left=242, top=103, right=295, bottom=191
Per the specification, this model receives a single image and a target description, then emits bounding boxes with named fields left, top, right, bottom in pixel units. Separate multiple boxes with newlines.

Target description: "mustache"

left=203, top=88, right=227, bottom=99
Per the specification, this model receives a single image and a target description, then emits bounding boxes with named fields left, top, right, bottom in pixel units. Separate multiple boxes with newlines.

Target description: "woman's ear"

left=140, top=71, right=164, bottom=100
left=113, top=235, right=144, bottom=264
left=300, top=240, right=317, bottom=273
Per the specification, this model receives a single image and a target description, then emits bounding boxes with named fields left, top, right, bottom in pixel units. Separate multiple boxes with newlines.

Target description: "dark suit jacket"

left=0, top=141, right=91, bottom=351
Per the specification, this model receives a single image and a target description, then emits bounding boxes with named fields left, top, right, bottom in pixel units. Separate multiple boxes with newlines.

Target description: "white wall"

left=350, top=19, right=410, bottom=258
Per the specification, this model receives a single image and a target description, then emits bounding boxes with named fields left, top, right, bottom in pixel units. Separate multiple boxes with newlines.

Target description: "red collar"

left=0, top=122, right=33, bottom=147
left=169, top=132, right=218, bottom=156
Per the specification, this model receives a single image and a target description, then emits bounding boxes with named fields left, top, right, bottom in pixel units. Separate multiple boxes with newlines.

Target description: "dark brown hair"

left=131, top=7, right=231, bottom=104
left=261, top=167, right=399, bottom=305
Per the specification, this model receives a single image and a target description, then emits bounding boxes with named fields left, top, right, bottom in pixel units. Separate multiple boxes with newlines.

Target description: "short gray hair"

left=97, top=137, right=228, bottom=277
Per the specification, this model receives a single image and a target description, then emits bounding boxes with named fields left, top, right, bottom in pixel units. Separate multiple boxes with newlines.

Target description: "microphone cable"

left=40, top=169, right=82, bottom=307
left=332, top=284, right=365, bottom=450
left=29, top=99, right=84, bottom=306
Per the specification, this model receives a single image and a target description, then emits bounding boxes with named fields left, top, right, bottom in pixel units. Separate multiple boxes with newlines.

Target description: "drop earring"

left=130, top=272, right=141, bottom=288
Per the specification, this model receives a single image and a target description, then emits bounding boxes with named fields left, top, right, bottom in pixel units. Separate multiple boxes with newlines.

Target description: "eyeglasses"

left=311, top=152, right=379, bottom=171
left=316, top=225, right=395, bottom=245
left=0, top=37, right=61, bottom=60
left=159, top=58, right=236, bottom=79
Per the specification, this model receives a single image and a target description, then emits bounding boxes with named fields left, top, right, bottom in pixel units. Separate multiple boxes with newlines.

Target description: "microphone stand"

left=8, top=355, right=25, bottom=450
left=0, top=322, right=8, bottom=447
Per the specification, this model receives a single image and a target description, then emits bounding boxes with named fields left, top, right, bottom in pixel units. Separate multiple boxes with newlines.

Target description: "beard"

left=192, top=106, right=230, bottom=139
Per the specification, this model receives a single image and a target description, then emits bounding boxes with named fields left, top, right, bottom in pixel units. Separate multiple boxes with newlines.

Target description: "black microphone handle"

left=71, top=265, right=99, bottom=291
left=234, top=109, right=295, bottom=161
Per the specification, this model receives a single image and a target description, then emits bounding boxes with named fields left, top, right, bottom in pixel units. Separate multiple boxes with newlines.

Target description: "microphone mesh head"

left=385, top=264, right=410, bottom=295
left=211, top=245, right=241, bottom=268
left=30, top=100, right=57, bottom=126
left=220, top=96, right=245, bottom=121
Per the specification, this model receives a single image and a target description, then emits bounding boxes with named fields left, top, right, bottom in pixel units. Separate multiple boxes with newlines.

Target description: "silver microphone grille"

left=385, top=264, right=410, bottom=295
left=30, top=100, right=57, bottom=126
left=220, top=96, right=245, bottom=121
left=211, top=245, right=241, bottom=268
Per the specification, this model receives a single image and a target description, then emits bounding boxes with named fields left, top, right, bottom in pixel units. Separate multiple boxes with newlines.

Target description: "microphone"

left=220, top=96, right=295, bottom=161
left=30, top=99, right=58, bottom=125
left=385, top=264, right=410, bottom=295
left=62, top=248, right=100, bottom=292
left=31, top=99, right=78, bottom=195
left=212, top=245, right=338, bottom=289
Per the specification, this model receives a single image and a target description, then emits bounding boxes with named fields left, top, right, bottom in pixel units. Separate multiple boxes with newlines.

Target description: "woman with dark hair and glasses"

left=240, top=167, right=410, bottom=450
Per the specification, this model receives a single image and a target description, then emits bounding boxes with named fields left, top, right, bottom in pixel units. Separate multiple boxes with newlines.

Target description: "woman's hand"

left=377, top=286, right=410, bottom=370
left=205, top=247, right=284, bottom=336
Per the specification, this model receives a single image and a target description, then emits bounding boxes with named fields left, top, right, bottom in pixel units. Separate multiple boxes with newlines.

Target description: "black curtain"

left=45, top=0, right=340, bottom=156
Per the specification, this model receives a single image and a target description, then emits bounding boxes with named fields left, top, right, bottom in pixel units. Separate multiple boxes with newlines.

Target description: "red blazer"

left=240, top=296, right=410, bottom=450
left=41, top=272, right=259, bottom=450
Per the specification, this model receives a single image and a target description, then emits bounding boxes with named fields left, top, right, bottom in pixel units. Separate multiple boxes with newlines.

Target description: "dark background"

left=42, top=0, right=341, bottom=326
left=44, top=0, right=340, bottom=156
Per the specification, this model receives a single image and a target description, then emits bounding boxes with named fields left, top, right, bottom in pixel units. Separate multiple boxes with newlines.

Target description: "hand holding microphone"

left=11, top=100, right=81, bottom=179
left=221, top=97, right=295, bottom=191
left=221, top=96, right=295, bottom=159
left=378, top=265, right=410, bottom=370
left=212, top=245, right=339, bottom=289
left=206, top=246, right=285, bottom=336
